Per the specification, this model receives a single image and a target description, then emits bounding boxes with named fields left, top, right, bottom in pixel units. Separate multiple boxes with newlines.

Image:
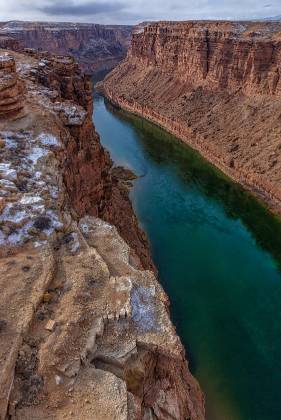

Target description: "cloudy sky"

left=0, top=0, right=280, bottom=24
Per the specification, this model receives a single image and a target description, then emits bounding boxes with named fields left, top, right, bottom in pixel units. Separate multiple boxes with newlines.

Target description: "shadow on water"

left=94, top=94, right=281, bottom=420
left=106, top=100, right=281, bottom=267
left=92, top=68, right=113, bottom=85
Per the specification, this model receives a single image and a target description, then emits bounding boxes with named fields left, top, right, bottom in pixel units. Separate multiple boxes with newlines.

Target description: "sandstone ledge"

left=0, top=54, right=25, bottom=118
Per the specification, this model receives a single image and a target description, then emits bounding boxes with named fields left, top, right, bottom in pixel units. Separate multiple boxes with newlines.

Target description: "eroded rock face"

left=0, top=54, right=25, bottom=117
left=128, top=21, right=281, bottom=95
left=100, top=21, right=281, bottom=215
left=0, top=36, right=21, bottom=51
left=1, top=46, right=152, bottom=270
left=0, top=21, right=132, bottom=75
left=0, top=49, right=205, bottom=419
left=36, top=54, right=93, bottom=113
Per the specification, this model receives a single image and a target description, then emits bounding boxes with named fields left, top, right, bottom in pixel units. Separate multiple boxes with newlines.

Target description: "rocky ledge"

left=0, top=53, right=25, bottom=117
left=100, top=20, right=281, bottom=215
left=0, top=50, right=204, bottom=419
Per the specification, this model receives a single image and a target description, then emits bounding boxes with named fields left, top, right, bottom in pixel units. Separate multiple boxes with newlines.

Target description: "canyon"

left=100, top=20, right=281, bottom=215
left=0, top=21, right=132, bottom=76
left=0, top=49, right=205, bottom=419
left=2, top=17, right=281, bottom=420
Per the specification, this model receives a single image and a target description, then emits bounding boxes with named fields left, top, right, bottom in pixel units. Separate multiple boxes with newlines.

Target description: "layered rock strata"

left=0, top=36, right=20, bottom=51
left=0, top=54, right=25, bottom=117
left=16, top=47, right=153, bottom=271
left=0, top=50, right=205, bottom=419
left=0, top=21, right=132, bottom=75
left=100, top=21, right=281, bottom=215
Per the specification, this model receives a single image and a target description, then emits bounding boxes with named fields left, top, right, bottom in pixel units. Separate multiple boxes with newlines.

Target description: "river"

left=93, top=93, right=281, bottom=420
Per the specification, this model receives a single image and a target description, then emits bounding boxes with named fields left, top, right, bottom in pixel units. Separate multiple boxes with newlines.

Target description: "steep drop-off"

left=0, top=50, right=204, bottom=419
left=0, top=21, right=132, bottom=75
left=100, top=21, right=281, bottom=214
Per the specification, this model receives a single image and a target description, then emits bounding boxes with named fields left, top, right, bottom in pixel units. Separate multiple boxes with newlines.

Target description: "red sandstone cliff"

left=100, top=20, right=281, bottom=215
left=130, top=21, right=281, bottom=95
left=29, top=50, right=153, bottom=271
left=0, top=21, right=132, bottom=76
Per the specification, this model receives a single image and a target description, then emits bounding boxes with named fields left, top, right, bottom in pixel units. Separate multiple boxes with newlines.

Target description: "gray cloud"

left=36, top=0, right=125, bottom=16
left=0, top=0, right=281, bottom=24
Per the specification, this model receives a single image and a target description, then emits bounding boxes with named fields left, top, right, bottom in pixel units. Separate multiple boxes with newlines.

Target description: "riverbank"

left=98, top=20, right=281, bottom=218
left=98, top=83, right=281, bottom=218
left=93, top=93, right=281, bottom=420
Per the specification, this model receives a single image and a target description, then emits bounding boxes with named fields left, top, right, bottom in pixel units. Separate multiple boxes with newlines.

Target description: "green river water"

left=93, top=93, right=281, bottom=420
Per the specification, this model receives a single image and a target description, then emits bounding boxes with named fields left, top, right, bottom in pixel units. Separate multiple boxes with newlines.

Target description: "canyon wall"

left=129, top=21, right=281, bottom=95
left=0, top=21, right=132, bottom=76
left=0, top=49, right=205, bottom=419
left=100, top=20, right=281, bottom=215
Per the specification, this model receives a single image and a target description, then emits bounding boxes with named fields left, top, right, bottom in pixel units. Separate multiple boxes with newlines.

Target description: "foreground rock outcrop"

left=0, top=53, right=25, bottom=117
left=0, top=50, right=205, bottom=419
left=0, top=21, right=132, bottom=76
left=100, top=20, right=281, bottom=215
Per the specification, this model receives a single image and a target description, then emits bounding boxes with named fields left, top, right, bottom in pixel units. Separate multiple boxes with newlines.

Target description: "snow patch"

left=0, top=179, right=17, bottom=190
left=69, top=232, right=81, bottom=253
left=1, top=203, right=28, bottom=223
left=20, top=195, right=43, bottom=205
left=38, top=132, right=59, bottom=147
left=0, top=163, right=17, bottom=181
left=0, top=125, right=64, bottom=249
left=28, top=146, right=48, bottom=165
left=80, top=223, right=89, bottom=235
left=131, top=285, right=157, bottom=331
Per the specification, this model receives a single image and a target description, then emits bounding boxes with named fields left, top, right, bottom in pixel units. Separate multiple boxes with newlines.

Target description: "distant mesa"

left=0, top=21, right=132, bottom=75
left=262, top=15, right=281, bottom=21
